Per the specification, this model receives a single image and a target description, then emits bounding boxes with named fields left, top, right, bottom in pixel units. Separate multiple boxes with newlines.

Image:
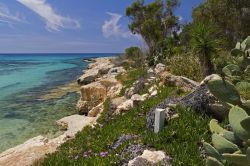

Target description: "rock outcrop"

left=128, top=150, right=171, bottom=166
left=77, top=58, right=115, bottom=85
left=159, top=71, right=199, bottom=91
left=76, top=58, right=124, bottom=116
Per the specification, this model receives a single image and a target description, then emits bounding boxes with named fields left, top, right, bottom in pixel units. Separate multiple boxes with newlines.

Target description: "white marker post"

left=154, top=108, right=165, bottom=133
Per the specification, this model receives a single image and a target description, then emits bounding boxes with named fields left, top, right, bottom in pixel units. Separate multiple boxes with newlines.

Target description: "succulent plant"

left=204, top=106, right=250, bottom=166
left=223, top=36, right=250, bottom=82
left=207, top=78, right=242, bottom=106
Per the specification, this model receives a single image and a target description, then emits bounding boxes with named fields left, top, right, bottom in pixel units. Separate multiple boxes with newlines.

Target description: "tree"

left=126, top=0, right=180, bottom=65
left=191, top=23, right=220, bottom=77
left=192, top=0, right=250, bottom=48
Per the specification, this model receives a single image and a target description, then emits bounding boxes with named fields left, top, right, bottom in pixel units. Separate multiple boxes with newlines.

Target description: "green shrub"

left=116, top=68, right=147, bottom=96
left=165, top=53, right=203, bottom=81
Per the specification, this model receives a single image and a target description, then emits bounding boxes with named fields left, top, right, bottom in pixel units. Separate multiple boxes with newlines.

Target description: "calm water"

left=0, top=53, right=116, bottom=152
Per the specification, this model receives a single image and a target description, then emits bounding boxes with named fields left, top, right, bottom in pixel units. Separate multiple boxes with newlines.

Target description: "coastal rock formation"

left=76, top=57, right=124, bottom=116
left=77, top=58, right=115, bottom=85
left=0, top=115, right=96, bottom=166
left=159, top=71, right=199, bottom=91
left=128, top=150, right=171, bottom=166
left=77, top=78, right=122, bottom=115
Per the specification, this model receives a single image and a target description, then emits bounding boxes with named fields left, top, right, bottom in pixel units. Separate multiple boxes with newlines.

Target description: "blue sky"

left=0, top=0, right=202, bottom=53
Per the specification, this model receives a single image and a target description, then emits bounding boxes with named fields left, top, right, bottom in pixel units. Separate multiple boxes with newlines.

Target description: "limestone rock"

left=77, top=69, right=100, bottom=85
left=88, top=103, right=104, bottom=117
left=160, top=71, right=199, bottom=91
left=77, top=82, right=107, bottom=114
left=150, top=90, right=158, bottom=97
left=125, top=77, right=145, bottom=99
left=116, top=100, right=134, bottom=113
left=131, top=94, right=145, bottom=106
left=108, top=67, right=126, bottom=76
left=111, top=97, right=127, bottom=110
left=154, top=63, right=166, bottom=74
left=77, top=78, right=121, bottom=115
left=128, top=150, right=171, bottom=166
left=77, top=58, right=114, bottom=85
left=200, top=74, right=221, bottom=85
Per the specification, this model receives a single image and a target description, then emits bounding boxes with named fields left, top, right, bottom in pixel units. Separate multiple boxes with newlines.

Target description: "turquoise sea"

left=0, top=53, right=116, bottom=152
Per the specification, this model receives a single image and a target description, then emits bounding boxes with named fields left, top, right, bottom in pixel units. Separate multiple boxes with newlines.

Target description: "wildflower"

left=100, top=151, right=109, bottom=157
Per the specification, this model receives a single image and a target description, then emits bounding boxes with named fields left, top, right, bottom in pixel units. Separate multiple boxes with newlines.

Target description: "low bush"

left=165, top=53, right=203, bottom=81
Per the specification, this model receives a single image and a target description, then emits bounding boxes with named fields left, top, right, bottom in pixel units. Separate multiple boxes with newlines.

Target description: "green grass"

left=116, top=67, right=147, bottom=96
left=36, top=86, right=210, bottom=166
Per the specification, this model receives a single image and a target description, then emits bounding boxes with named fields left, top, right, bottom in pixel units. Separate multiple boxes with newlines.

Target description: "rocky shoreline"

left=0, top=57, right=122, bottom=166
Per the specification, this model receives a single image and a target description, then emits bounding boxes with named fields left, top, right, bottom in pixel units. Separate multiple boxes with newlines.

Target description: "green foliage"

left=191, top=23, right=220, bottom=77
left=221, top=36, right=250, bottom=86
left=164, top=53, right=203, bottom=81
left=116, top=68, right=147, bottom=96
left=125, top=47, right=142, bottom=60
left=207, top=78, right=242, bottom=106
left=236, top=82, right=250, bottom=100
left=204, top=105, right=250, bottom=166
left=126, top=0, right=180, bottom=65
left=192, top=0, right=250, bottom=48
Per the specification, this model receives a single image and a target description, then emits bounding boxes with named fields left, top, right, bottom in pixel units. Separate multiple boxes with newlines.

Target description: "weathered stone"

left=110, top=134, right=137, bottom=150
left=88, top=103, right=104, bottom=117
left=77, top=82, right=107, bottom=114
left=131, top=94, right=145, bottom=106
left=200, top=74, right=221, bottom=85
left=77, top=58, right=114, bottom=85
left=116, top=100, right=134, bottom=114
left=119, top=144, right=146, bottom=165
left=77, top=78, right=121, bottom=115
left=160, top=71, right=199, bottom=91
left=150, top=90, right=158, bottom=97
left=128, top=150, right=171, bottom=166
left=154, top=63, right=166, bottom=74
left=108, top=67, right=126, bottom=75
left=77, top=70, right=99, bottom=85
left=125, top=77, right=145, bottom=99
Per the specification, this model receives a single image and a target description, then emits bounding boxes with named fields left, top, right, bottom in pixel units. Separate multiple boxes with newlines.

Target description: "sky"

left=0, top=0, right=202, bottom=53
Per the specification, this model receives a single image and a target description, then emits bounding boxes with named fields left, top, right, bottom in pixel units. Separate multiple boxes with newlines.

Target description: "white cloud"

left=102, top=12, right=132, bottom=39
left=0, top=3, right=24, bottom=24
left=17, top=0, right=80, bottom=32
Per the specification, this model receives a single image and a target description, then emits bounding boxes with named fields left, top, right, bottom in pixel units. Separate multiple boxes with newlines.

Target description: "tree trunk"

left=200, top=54, right=214, bottom=77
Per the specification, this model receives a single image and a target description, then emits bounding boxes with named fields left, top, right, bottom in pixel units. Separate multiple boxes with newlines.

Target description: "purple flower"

left=83, top=152, right=89, bottom=158
left=100, top=151, right=109, bottom=157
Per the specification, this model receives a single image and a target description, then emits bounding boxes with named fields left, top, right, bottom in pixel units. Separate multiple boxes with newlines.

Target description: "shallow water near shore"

left=0, top=53, right=116, bottom=152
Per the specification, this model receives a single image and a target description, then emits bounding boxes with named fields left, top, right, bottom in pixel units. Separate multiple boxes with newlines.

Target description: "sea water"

left=0, top=53, right=116, bottom=152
